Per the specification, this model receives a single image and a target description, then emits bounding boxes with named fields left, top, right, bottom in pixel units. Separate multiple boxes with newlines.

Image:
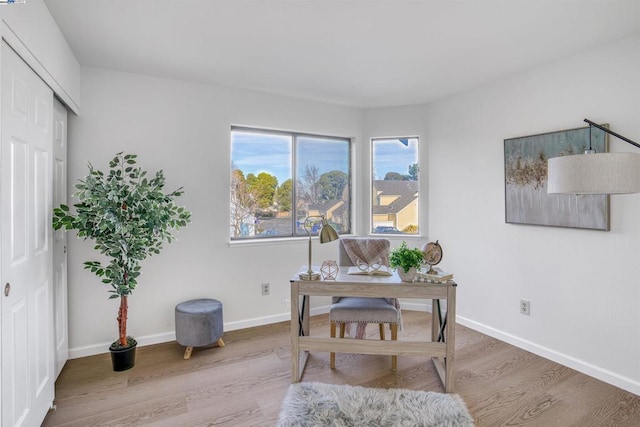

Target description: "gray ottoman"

left=175, top=298, right=225, bottom=359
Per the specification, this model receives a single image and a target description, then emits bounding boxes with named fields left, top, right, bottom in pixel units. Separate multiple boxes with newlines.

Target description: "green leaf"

left=53, top=152, right=191, bottom=336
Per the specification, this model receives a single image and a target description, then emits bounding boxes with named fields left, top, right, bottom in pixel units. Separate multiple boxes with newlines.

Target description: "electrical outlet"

left=284, top=299, right=291, bottom=309
left=261, top=283, right=270, bottom=295
left=520, top=299, right=530, bottom=315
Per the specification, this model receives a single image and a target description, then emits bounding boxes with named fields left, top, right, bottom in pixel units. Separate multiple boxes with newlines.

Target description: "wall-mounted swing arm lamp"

left=298, top=215, right=339, bottom=281
left=547, top=119, right=640, bottom=195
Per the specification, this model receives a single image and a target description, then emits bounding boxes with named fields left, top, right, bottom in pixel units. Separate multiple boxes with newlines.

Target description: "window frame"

left=230, top=126, right=352, bottom=242
left=370, top=136, right=420, bottom=236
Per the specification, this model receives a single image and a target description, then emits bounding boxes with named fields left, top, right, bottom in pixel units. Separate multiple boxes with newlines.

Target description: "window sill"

left=228, top=233, right=424, bottom=247
left=228, top=234, right=356, bottom=248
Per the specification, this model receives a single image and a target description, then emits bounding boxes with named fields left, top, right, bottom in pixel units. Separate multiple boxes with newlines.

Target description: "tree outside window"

left=230, top=128, right=351, bottom=240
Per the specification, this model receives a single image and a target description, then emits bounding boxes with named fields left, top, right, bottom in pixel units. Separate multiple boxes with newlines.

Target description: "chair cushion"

left=329, top=297, right=399, bottom=324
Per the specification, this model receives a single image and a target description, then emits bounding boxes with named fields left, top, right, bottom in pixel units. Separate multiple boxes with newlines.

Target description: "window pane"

left=371, top=137, right=419, bottom=235
left=230, top=128, right=350, bottom=240
left=231, top=130, right=292, bottom=239
left=296, top=136, right=350, bottom=236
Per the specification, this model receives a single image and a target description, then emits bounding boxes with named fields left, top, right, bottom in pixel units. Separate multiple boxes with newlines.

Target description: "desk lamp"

left=299, top=215, right=339, bottom=280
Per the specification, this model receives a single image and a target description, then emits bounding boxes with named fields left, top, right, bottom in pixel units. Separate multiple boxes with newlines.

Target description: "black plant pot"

left=109, top=340, right=137, bottom=372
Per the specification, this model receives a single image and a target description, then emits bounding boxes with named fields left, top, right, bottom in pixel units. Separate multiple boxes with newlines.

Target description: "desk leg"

left=431, top=299, right=440, bottom=342
left=436, top=300, right=447, bottom=343
left=431, top=298, right=444, bottom=389
left=445, top=284, right=457, bottom=393
left=291, top=281, right=300, bottom=383
left=302, top=295, right=310, bottom=337
left=432, top=295, right=455, bottom=392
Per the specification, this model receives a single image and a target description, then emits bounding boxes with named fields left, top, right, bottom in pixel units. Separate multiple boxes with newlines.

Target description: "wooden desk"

left=290, top=267, right=457, bottom=392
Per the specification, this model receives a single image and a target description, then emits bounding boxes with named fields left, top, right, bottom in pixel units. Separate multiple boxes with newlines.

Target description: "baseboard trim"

left=68, top=305, right=333, bottom=359
left=457, top=315, right=640, bottom=396
left=68, top=332, right=179, bottom=359
left=399, top=301, right=432, bottom=312
left=68, top=305, right=640, bottom=396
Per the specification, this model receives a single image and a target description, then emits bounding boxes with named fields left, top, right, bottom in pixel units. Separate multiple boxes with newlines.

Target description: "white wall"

left=362, top=104, right=429, bottom=240
left=0, top=0, right=81, bottom=112
left=364, top=35, right=640, bottom=394
left=68, top=34, right=640, bottom=395
left=67, top=67, right=363, bottom=357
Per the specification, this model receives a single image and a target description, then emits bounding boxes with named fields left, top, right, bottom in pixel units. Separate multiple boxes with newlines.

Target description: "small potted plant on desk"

left=389, top=241, right=424, bottom=282
left=53, top=152, right=191, bottom=371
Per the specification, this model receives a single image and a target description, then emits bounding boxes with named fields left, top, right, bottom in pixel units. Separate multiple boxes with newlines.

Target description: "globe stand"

left=422, top=240, right=443, bottom=275
left=425, top=264, right=438, bottom=275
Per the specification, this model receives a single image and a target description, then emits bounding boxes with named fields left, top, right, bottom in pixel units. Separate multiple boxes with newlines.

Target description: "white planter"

left=397, top=267, right=417, bottom=282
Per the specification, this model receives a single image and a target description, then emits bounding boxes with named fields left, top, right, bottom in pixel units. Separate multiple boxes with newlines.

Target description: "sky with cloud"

left=231, top=131, right=417, bottom=184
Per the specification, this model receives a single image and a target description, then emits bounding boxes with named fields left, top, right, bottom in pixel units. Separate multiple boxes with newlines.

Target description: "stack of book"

left=416, top=267, right=453, bottom=283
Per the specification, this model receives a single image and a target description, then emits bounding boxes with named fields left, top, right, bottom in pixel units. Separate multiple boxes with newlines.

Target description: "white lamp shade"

left=547, top=152, right=640, bottom=194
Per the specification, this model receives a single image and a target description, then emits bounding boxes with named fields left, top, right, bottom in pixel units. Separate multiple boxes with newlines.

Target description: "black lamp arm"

left=584, top=118, right=640, bottom=149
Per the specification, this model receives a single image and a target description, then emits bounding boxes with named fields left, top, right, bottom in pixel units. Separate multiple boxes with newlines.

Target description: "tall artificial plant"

left=53, top=153, right=191, bottom=349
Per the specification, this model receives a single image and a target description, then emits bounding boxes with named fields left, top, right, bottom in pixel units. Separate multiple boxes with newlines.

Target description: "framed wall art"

left=504, top=125, right=610, bottom=231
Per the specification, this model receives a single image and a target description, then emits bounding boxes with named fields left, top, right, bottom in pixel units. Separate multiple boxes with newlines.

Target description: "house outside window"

left=371, top=137, right=419, bottom=235
left=230, top=127, right=351, bottom=240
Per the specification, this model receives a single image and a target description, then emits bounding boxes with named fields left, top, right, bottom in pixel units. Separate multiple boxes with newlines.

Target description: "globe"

left=422, top=240, right=443, bottom=274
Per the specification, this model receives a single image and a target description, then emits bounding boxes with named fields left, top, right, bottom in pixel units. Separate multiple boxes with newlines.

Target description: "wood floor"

left=43, top=311, right=640, bottom=426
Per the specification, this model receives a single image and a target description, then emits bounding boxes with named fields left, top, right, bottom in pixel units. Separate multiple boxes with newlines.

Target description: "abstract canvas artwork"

left=504, top=126, right=609, bottom=230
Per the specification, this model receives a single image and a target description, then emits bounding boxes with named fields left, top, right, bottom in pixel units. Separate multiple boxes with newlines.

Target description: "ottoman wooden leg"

left=216, top=338, right=225, bottom=347
left=184, top=346, right=193, bottom=360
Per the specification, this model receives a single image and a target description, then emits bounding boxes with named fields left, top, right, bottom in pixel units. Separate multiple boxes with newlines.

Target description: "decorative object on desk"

left=357, top=258, right=382, bottom=271
left=320, top=260, right=339, bottom=280
left=416, top=266, right=454, bottom=283
left=422, top=240, right=443, bottom=274
left=52, top=152, right=191, bottom=371
left=505, top=124, right=609, bottom=230
left=548, top=119, right=640, bottom=195
left=277, top=382, right=474, bottom=427
left=347, top=263, right=392, bottom=276
left=298, top=215, right=339, bottom=280
left=396, top=267, right=417, bottom=282
left=389, top=241, right=424, bottom=282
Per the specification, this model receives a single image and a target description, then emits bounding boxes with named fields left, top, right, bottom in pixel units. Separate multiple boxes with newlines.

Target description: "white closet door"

left=1, top=41, right=55, bottom=427
left=52, top=98, right=68, bottom=379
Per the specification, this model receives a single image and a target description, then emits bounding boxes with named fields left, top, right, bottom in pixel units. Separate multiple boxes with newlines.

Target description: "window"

left=230, top=127, right=351, bottom=240
left=371, top=137, right=420, bottom=235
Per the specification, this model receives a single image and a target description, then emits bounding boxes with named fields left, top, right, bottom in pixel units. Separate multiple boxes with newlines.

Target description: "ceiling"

left=44, top=0, right=640, bottom=108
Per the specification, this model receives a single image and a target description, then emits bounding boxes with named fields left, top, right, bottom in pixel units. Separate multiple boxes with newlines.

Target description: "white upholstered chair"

left=329, top=238, right=400, bottom=371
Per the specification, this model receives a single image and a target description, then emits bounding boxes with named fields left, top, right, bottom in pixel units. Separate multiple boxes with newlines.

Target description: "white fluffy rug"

left=277, top=382, right=474, bottom=426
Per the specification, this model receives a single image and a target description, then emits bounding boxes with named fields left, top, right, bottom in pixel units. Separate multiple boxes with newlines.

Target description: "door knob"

left=4, top=283, right=9, bottom=297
